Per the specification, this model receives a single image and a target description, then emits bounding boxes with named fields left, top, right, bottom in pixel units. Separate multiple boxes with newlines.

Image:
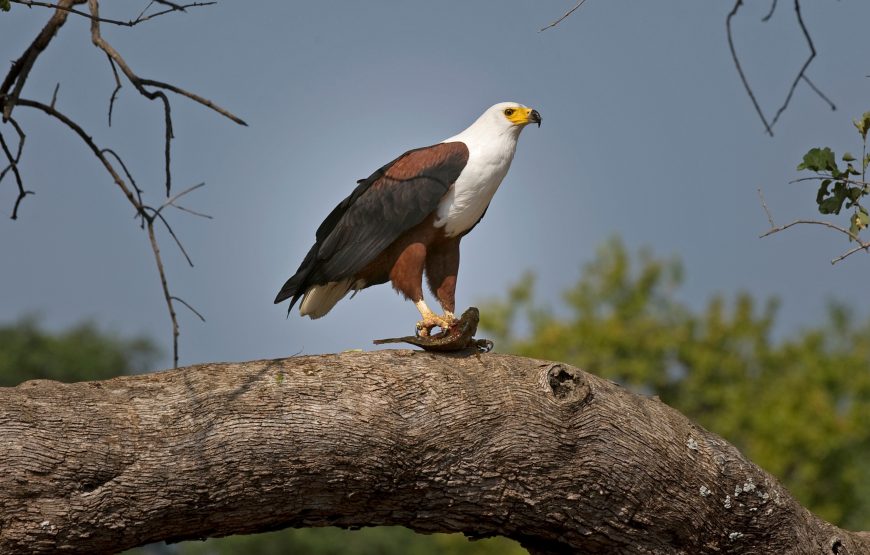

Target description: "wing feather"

left=274, top=141, right=469, bottom=309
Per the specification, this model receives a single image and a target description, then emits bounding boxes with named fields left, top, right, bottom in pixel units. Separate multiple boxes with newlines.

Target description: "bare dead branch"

left=145, top=208, right=195, bottom=267
left=757, top=187, right=775, bottom=227
left=727, top=0, right=834, bottom=136
left=540, top=0, right=588, bottom=32
left=1, top=0, right=85, bottom=122
left=801, top=74, right=836, bottom=112
left=139, top=79, right=248, bottom=126
left=726, top=0, right=773, bottom=136
left=761, top=0, right=778, bottom=22
left=0, top=126, right=33, bottom=220
left=105, top=53, right=121, bottom=127
left=9, top=0, right=216, bottom=27
left=171, top=203, right=213, bottom=219
left=788, top=176, right=868, bottom=187
left=831, top=243, right=870, bottom=264
left=156, top=181, right=206, bottom=216
left=3, top=0, right=239, bottom=366
left=88, top=0, right=175, bottom=195
left=760, top=219, right=870, bottom=264
left=13, top=96, right=204, bottom=366
left=15, top=98, right=142, bottom=207
left=146, top=218, right=181, bottom=367
left=170, top=295, right=206, bottom=322
left=768, top=1, right=816, bottom=130
left=86, top=0, right=246, bottom=196
left=100, top=147, right=145, bottom=224
left=49, top=82, right=59, bottom=109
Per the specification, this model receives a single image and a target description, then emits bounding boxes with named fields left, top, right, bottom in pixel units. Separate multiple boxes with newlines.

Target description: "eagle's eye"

left=503, top=108, right=515, bottom=116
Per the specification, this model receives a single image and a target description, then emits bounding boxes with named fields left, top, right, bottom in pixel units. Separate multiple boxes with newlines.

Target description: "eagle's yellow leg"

left=414, top=300, right=455, bottom=337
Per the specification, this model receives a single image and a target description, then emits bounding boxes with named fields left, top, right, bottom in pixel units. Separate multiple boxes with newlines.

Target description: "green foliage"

left=0, top=0, right=9, bottom=12
left=139, top=527, right=525, bottom=555
left=479, top=237, right=870, bottom=531
left=797, top=112, right=870, bottom=239
left=0, top=316, right=160, bottom=386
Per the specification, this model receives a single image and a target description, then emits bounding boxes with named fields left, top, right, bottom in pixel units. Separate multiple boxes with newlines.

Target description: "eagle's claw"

left=415, top=313, right=455, bottom=337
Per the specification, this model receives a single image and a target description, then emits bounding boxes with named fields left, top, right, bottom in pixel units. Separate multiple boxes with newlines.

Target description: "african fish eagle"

left=274, top=102, right=541, bottom=335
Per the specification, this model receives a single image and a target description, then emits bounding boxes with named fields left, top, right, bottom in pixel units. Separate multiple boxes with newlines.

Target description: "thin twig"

left=760, top=219, right=859, bottom=242
left=88, top=0, right=174, bottom=195
left=800, top=74, right=836, bottom=112
left=9, top=0, right=215, bottom=27
left=171, top=203, right=212, bottom=219
left=761, top=0, right=778, bottom=22
left=768, top=0, right=816, bottom=130
left=760, top=219, right=870, bottom=264
left=0, top=116, right=26, bottom=183
left=145, top=208, right=195, bottom=267
left=540, top=0, right=588, bottom=32
left=1, top=0, right=84, bottom=121
left=726, top=0, right=833, bottom=136
left=140, top=79, right=248, bottom=126
left=101, top=148, right=145, bottom=223
left=726, top=0, right=773, bottom=136
left=757, top=188, right=775, bottom=228
left=105, top=54, right=121, bottom=127
left=146, top=218, right=180, bottom=367
left=788, top=176, right=868, bottom=187
left=171, top=296, right=206, bottom=322
left=5, top=0, right=232, bottom=368
left=156, top=181, right=206, bottom=215
left=15, top=98, right=141, bottom=207
left=49, top=82, right=59, bottom=109
left=0, top=129, right=34, bottom=219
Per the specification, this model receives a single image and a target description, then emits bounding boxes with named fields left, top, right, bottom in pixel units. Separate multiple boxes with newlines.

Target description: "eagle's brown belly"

left=355, top=213, right=460, bottom=308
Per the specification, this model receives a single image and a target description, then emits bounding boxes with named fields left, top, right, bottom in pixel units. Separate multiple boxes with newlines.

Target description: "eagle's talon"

left=415, top=313, right=453, bottom=338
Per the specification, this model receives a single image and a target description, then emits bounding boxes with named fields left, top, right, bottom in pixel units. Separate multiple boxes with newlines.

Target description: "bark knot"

left=546, top=364, right=590, bottom=404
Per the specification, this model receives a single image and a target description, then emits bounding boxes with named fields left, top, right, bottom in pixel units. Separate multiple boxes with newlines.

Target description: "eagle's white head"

left=445, top=102, right=541, bottom=146
left=490, top=101, right=542, bottom=127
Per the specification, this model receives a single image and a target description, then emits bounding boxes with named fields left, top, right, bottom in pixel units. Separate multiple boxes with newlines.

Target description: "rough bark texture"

left=0, top=351, right=867, bottom=554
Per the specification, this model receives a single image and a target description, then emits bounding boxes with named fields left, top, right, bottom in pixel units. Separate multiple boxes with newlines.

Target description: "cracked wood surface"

left=0, top=351, right=867, bottom=554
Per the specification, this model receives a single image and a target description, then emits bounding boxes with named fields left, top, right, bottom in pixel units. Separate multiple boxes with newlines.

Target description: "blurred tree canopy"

left=0, top=317, right=160, bottom=386
left=479, top=236, right=870, bottom=532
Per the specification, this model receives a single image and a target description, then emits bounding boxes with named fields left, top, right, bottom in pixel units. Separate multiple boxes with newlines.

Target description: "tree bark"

left=0, top=350, right=867, bottom=554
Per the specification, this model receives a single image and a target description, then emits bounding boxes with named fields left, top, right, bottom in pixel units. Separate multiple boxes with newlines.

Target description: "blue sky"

left=1, top=1, right=869, bottom=368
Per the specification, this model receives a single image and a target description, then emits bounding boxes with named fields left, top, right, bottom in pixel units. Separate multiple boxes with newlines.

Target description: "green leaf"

left=853, top=112, right=870, bottom=140
left=0, top=0, right=9, bottom=11
left=849, top=209, right=868, bottom=239
left=843, top=152, right=856, bottom=162
left=818, top=182, right=848, bottom=214
left=819, top=197, right=843, bottom=215
left=816, top=180, right=831, bottom=205
left=848, top=187, right=864, bottom=203
left=849, top=214, right=859, bottom=239
left=798, top=147, right=838, bottom=173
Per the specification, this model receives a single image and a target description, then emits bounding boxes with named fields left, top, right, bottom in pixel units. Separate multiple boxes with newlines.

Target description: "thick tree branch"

left=0, top=351, right=867, bottom=554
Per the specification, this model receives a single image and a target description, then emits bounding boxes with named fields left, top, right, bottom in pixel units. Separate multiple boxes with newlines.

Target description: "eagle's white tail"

left=299, top=280, right=352, bottom=319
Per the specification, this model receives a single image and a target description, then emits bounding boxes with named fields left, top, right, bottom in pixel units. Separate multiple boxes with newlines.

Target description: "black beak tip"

left=530, top=109, right=542, bottom=127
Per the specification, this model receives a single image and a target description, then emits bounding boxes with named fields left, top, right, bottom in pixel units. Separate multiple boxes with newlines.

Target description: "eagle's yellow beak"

left=507, top=107, right=542, bottom=128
